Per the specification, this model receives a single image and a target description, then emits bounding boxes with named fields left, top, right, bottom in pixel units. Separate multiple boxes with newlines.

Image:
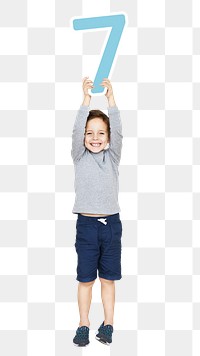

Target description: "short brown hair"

left=85, top=110, right=110, bottom=140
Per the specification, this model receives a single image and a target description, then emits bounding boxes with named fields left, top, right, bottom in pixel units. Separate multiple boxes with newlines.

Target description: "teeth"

left=91, top=143, right=101, bottom=147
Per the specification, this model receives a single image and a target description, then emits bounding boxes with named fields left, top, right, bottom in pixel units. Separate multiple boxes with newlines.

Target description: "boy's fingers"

left=100, top=82, right=110, bottom=87
left=100, top=80, right=109, bottom=84
left=86, top=85, right=94, bottom=89
left=82, top=77, right=93, bottom=85
left=82, top=76, right=89, bottom=82
left=83, top=79, right=93, bottom=85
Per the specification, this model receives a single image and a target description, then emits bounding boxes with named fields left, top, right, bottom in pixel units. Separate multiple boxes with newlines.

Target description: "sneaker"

left=73, top=326, right=90, bottom=347
left=95, top=321, right=113, bottom=345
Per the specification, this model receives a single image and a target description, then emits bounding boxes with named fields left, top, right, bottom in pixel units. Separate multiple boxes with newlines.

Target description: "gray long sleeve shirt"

left=71, top=105, right=123, bottom=215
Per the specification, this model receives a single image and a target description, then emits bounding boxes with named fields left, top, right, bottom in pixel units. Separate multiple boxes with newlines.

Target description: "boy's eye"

left=100, top=132, right=105, bottom=135
left=86, top=132, right=92, bottom=135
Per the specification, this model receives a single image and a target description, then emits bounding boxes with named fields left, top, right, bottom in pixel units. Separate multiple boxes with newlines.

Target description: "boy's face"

left=84, top=118, right=110, bottom=153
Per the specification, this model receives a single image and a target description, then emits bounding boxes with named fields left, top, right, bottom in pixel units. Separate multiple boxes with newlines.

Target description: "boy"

left=71, top=77, right=123, bottom=346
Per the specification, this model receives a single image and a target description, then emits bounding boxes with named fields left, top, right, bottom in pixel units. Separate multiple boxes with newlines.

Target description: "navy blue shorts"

left=74, top=213, right=122, bottom=282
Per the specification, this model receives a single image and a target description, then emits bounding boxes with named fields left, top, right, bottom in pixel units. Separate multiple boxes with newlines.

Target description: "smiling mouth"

left=90, top=143, right=101, bottom=147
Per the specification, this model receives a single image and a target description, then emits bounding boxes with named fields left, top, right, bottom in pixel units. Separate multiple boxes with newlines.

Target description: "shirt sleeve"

left=71, top=105, right=90, bottom=162
left=108, top=106, right=123, bottom=165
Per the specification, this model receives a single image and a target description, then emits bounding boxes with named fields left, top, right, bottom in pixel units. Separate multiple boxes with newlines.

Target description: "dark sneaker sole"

left=73, top=342, right=89, bottom=347
left=95, top=335, right=111, bottom=346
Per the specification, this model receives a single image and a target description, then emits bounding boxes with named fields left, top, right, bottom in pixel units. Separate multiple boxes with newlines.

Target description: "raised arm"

left=71, top=78, right=93, bottom=162
left=101, top=79, right=123, bottom=165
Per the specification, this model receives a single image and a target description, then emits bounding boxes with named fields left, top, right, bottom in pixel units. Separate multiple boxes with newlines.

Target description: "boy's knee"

left=79, top=280, right=95, bottom=287
left=99, top=277, right=114, bottom=285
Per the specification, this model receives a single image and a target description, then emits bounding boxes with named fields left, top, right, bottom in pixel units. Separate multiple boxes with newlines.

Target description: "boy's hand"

left=82, top=77, right=94, bottom=106
left=100, top=78, right=116, bottom=107
left=82, top=77, right=94, bottom=98
left=100, top=78, right=114, bottom=98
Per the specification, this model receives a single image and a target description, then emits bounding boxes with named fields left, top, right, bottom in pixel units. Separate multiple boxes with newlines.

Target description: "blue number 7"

left=73, top=14, right=126, bottom=94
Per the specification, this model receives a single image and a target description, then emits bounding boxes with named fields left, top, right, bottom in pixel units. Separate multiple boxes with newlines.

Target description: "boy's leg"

left=78, top=280, right=95, bottom=327
left=99, top=277, right=115, bottom=325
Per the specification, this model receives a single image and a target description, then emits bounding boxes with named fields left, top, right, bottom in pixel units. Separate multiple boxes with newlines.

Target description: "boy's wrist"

left=107, top=95, right=116, bottom=107
left=82, top=94, right=91, bottom=106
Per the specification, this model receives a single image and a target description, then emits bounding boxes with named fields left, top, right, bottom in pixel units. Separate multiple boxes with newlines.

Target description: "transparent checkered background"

left=0, top=0, right=200, bottom=355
